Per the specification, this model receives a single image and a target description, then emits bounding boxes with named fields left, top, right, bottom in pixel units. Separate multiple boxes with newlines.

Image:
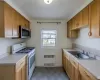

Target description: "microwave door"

left=19, top=26, right=31, bottom=38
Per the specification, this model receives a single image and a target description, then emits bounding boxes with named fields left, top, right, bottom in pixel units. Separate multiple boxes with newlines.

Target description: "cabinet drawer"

left=16, top=57, right=26, bottom=70
left=65, top=53, right=69, bottom=59
left=79, top=65, right=96, bottom=80
left=63, top=52, right=69, bottom=60
left=70, top=57, right=78, bottom=69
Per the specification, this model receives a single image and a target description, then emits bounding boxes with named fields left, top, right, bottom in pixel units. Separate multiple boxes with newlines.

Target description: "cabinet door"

left=77, top=12, right=82, bottom=28
left=27, top=21, right=30, bottom=29
left=67, top=20, right=78, bottom=38
left=74, top=14, right=79, bottom=29
left=4, top=3, right=13, bottom=38
left=89, top=0, right=100, bottom=37
left=79, top=72, right=90, bottom=80
left=23, top=18, right=27, bottom=28
left=63, top=55, right=66, bottom=70
left=22, top=64, right=26, bottom=80
left=70, top=63, right=79, bottom=80
left=19, top=15, right=24, bottom=27
left=67, top=60, right=72, bottom=78
left=67, top=21, right=71, bottom=38
left=12, top=9, right=19, bottom=38
left=79, top=70, right=95, bottom=80
left=25, top=20, right=30, bottom=29
left=62, top=52, right=65, bottom=70
left=79, top=65, right=96, bottom=80
left=16, top=68, right=22, bottom=80
left=82, top=6, right=89, bottom=27
left=65, top=56, right=68, bottom=73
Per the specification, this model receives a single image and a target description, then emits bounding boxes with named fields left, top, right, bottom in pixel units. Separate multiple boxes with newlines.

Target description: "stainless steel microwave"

left=19, top=26, right=31, bottom=38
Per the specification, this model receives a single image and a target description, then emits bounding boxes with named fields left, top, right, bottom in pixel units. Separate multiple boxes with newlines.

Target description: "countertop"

left=63, top=48, right=100, bottom=79
left=0, top=54, right=27, bottom=65
left=79, top=60, right=100, bottom=79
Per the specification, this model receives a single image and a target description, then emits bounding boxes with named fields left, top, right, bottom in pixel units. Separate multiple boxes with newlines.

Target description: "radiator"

left=43, top=55, right=55, bottom=67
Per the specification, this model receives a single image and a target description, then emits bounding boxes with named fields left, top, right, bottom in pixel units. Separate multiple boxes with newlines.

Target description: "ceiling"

left=10, top=0, right=91, bottom=20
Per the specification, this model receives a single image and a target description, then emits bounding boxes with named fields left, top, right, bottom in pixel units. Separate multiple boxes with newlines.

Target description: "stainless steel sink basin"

left=68, top=51, right=95, bottom=60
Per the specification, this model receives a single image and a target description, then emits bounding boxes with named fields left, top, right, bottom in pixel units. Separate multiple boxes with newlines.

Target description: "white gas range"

left=12, top=43, right=35, bottom=80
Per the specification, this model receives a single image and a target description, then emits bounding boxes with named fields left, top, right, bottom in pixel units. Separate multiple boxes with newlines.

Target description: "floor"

left=31, top=67, right=69, bottom=80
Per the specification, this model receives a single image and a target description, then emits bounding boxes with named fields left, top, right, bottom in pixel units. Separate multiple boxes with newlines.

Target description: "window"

left=41, top=30, right=57, bottom=47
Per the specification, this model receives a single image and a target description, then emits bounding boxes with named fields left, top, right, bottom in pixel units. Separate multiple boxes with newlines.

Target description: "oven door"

left=28, top=52, right=35, bottom=79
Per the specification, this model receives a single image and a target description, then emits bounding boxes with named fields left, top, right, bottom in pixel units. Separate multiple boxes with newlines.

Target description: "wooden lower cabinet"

left=22, top=64, right=26, bottom=80
left=62, top=52, right=66, bottom=70
left=62, top=51, right=69, bottom=74
left=70, top=57, right=79, bottom=80
left=65, top=56, right=69, bottom=73
left=16, top=63, right=26, bottom=80
left=67, top=60, right=72, bottom=78
left=62, top=53, right=79, bottom=80
left=79, top=65, right=97, bottom=80
left=16, top=67, right=22, bottom=80
left=0, top=57, right=27, bottom=80
left=62, top=50, right=98, bottom=80
left=70, top=64, right=79, bottom=80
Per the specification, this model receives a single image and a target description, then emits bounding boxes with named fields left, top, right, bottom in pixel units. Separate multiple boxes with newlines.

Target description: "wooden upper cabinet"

left=75, top=12, right=82, bottom=29
left=82, top=5, right=89, bottom=27
left=72, top=11, right=82, bottom=30
left=12, top=9, right=19, bottom=38
left=67, top=0, right=100, bottom=38
left=67, top=20, right=78, bottom=38
left=27, top=21, right=29, bottom=29
left=4, top=2, right=13, bottom=38
left=78, top=12, right=82, bottom=28
left=19, top=15, right=30, bottom=29
left=89, top=0, right=100, bottom=37
left=74, top=14, right=78, bottom=29
left=0, top=1, right=30, bottom=38
left=71, top=17, right=76, bottom=30
left=67, top=21, right=71, bottom=38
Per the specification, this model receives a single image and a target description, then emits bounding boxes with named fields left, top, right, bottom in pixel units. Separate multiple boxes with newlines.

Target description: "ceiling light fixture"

left=44, top=0, right=53, bottom=4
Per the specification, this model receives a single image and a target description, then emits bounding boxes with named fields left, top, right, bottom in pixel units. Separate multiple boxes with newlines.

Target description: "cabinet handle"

left=83, top=71, right=90, bottom=78
left=76, top=23, right=79, bottom=26
left=88, top=32, right=92, bottom=36
left=72, top=61, right=76, bottom=66
left=73, top=61, right=76, bottom=64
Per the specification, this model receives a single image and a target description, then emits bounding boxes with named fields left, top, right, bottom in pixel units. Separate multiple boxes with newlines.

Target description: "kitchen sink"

left=68, top=51, right=96, bottom=60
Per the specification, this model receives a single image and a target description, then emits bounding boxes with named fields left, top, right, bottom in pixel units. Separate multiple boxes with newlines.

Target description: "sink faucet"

left=82, top=50, right=89, bottom=56
left=82, top=50, right=85, bottom=54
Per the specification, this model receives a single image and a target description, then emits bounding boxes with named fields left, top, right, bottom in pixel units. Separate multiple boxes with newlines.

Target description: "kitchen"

left=0, top=0, right=100, bottom=80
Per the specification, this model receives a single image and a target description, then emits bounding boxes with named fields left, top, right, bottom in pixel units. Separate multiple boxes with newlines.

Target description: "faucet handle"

left=95, top=55, right=100, bottom=60
left=82, top=50, right=84, bottom=54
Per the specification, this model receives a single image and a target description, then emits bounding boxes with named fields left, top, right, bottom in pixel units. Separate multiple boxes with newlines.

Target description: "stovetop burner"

left=16, top=47, right=35, bottom=53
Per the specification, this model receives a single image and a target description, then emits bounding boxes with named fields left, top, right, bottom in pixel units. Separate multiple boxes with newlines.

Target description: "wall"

left=0, top=38, right=25, bottom=59
left=73, top=27, right=100, bottom=51
left=26, top=20, right=72, bottom=67
left=67, top=0, right=92, bottom=21
left=4, top=0, right=30, bottom=21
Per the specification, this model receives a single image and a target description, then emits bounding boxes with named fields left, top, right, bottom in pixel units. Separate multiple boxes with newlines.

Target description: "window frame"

left=41, top=30, right=57, bottom=48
